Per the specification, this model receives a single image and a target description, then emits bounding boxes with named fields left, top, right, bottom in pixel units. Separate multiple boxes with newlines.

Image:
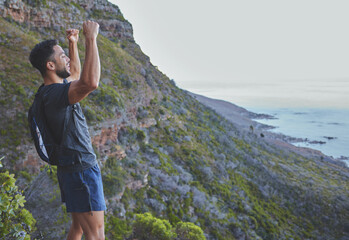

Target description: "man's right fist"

left=83, top=20, right=99, bottom=39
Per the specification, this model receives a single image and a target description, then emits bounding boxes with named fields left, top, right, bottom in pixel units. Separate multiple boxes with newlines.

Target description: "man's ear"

left=46, top=61, right=55, bottom=71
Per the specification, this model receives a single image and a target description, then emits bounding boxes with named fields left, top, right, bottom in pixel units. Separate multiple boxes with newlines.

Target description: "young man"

left=29, top=21, right=106, bottom=240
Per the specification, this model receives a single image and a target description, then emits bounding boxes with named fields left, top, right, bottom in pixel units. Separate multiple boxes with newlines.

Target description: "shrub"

left=133, top=212, right=176, bottom=240
left=175, top=222, right=206, bottom=240
left=137, top=130, right=146, bottom=141
left=105, top=214, right=132, bottom=240
left=132, top=212, right=206, bottom=240
left=0, top=157, right=36, bottom=240
left=102, top=173, right=125, bottom=197
left=102, top=157, right=127, bottom=197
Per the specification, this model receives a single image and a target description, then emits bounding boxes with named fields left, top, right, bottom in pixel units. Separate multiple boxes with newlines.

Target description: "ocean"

left=248, top=107, right=349, bottom=166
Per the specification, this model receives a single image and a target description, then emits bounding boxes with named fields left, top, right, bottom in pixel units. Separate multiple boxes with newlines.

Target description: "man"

left=29, top=21, right=106, bottom=240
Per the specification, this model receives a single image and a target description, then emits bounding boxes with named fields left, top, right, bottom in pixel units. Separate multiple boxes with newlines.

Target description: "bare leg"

left=67, top=214, right=83, bottom=240
left=71, top=211, right=105, bottom=240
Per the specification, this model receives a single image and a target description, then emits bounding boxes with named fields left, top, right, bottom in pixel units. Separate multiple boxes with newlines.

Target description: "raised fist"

left=66, top=29, right=79, bottom=43
left=83, top=20, right=99, bottom=40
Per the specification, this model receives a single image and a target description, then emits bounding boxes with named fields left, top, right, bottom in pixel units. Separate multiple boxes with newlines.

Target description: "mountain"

left=1, top=0, right=349, bottom=239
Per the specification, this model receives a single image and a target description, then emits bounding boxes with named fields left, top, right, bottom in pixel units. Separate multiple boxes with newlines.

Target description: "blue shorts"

left=57, top=164, right=106, bottom=213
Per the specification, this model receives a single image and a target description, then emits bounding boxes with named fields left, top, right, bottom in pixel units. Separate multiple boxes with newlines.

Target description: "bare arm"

left=68, top=21, right=100, bottom=105
left=66, top=29, right=81, bottom=82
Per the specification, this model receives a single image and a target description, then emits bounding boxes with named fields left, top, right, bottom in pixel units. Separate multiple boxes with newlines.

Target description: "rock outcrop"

left=0, top=0, right=133, bottom=41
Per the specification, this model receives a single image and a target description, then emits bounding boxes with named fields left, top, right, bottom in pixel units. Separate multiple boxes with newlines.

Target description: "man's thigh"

left=71, top=211, right=105, bottom=236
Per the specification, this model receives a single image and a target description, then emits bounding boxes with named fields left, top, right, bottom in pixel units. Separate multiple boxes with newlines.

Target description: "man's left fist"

left=66, top=29, right=79, bottom=43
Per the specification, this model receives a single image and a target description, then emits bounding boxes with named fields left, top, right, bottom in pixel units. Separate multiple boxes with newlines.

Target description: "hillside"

left=1, top=0, right=349, bottom=239
left=188, top=92, right=275, bottom=131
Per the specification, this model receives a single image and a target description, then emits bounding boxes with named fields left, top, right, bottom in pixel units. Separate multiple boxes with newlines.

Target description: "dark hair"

left=29, top=39, right=58, bottom=76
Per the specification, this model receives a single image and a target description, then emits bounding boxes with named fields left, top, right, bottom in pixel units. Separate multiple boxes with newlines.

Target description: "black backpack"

left=28, top=84, right=80, bottom=166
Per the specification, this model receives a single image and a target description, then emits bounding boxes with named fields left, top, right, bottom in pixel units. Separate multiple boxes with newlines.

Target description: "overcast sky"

left=110, top=0, right=349, bottom=109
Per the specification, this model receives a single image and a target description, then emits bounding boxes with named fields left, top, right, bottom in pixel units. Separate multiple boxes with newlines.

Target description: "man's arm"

left=68, top=21, right=100, bottom=105
left=66, top=29, right=81, bottom=82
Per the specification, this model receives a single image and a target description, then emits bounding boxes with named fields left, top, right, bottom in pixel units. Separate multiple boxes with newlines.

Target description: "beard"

left=56, top=67, right=70, bottom=79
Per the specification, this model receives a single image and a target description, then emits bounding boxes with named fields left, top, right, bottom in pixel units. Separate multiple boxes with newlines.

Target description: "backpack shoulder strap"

left=60, top=78, right=73, bottom=145
left=60, top=105, right=73, bottom=146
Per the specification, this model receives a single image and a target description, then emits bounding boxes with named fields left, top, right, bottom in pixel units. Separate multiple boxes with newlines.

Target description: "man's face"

left=52, top=45, right=70, bottom=79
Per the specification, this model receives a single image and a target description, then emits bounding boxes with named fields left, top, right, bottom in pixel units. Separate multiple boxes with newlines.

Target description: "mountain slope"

left=1, top=1, right=349, bottom=239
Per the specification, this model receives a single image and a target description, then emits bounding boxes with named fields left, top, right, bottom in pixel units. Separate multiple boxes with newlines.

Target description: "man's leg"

left=67, top=215, right=83, bottom=240
left=71, top=211, right=105, bottom=240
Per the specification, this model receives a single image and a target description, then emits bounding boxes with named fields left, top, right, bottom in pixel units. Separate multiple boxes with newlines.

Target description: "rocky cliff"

left=1, top=0, right=349, bottom=239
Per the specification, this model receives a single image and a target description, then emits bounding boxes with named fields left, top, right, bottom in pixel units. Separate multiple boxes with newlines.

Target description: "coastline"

left=188, top=91, right=348, bottom=168
left=250, top=107, right=349, bottom=166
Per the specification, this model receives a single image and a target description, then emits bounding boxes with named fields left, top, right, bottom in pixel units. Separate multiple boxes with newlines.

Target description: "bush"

left=105, top=214, right=132, bottom=240
left=137, top=129, right=146, bottom=141
left=0, top=157, right=36, bottom=240
left=175, top=222, right=206, bottom=240
left=133, top=212, right=176, bottom=240
left=102, top=173, right=125, bottom=197
left=132, top=212, right=206, bottom=240
left=102, top=157, right=127, bottom=197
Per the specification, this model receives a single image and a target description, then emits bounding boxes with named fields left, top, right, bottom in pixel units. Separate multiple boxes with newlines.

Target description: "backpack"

left=28, top=84, right=79, bottom=166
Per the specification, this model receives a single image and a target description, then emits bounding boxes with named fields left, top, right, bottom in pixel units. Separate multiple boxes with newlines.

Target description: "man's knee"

left=84, top=221, right=104, bottom=240
left=86, top=230, right=104, bottom=240
left=97, top=234, right=105, bottom=240
left=72, top=227, right=83, bottom=236
left=72, top=211, right=104, bottom=239
left=96, top=224, right=105, bottom=240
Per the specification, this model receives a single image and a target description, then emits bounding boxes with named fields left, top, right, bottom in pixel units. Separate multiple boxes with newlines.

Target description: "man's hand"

left=66, top=29, right=79, bottom=43
left=83, top=20, right=99, bottom=40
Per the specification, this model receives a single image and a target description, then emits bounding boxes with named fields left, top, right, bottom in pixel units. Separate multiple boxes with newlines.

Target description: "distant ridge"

left=188, top=91, right=274, bottom=131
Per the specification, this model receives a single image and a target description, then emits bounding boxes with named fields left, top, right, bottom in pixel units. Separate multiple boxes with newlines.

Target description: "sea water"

left=187, top=78, right=349, bottom=166
left=248, top=107, right=349, bottom=166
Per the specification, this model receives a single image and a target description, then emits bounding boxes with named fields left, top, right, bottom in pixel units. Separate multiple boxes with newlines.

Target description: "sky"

left=110, top=0, right=349, bottom=109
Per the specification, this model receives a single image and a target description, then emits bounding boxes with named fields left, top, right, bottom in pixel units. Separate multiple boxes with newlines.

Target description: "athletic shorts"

left=57, top=164, right=106, bottom=213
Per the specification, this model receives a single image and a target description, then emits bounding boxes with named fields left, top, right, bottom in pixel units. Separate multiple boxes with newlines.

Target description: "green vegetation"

left=102, top=157, right=127, bottom=197
left=133, top=212, right=176, bottom=240
left=175, top=222, right=206, bottom=240
left=132, top=212, right=205, bottom=240
left=0, top=157, right=36, bottom=240
left=90, top=9, right=121, bottom=20
left=105, top=213, right=133, bottom=240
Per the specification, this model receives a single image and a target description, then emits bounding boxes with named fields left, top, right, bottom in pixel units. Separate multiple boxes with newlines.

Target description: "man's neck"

left=43, top=74, right=63, bottom=86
